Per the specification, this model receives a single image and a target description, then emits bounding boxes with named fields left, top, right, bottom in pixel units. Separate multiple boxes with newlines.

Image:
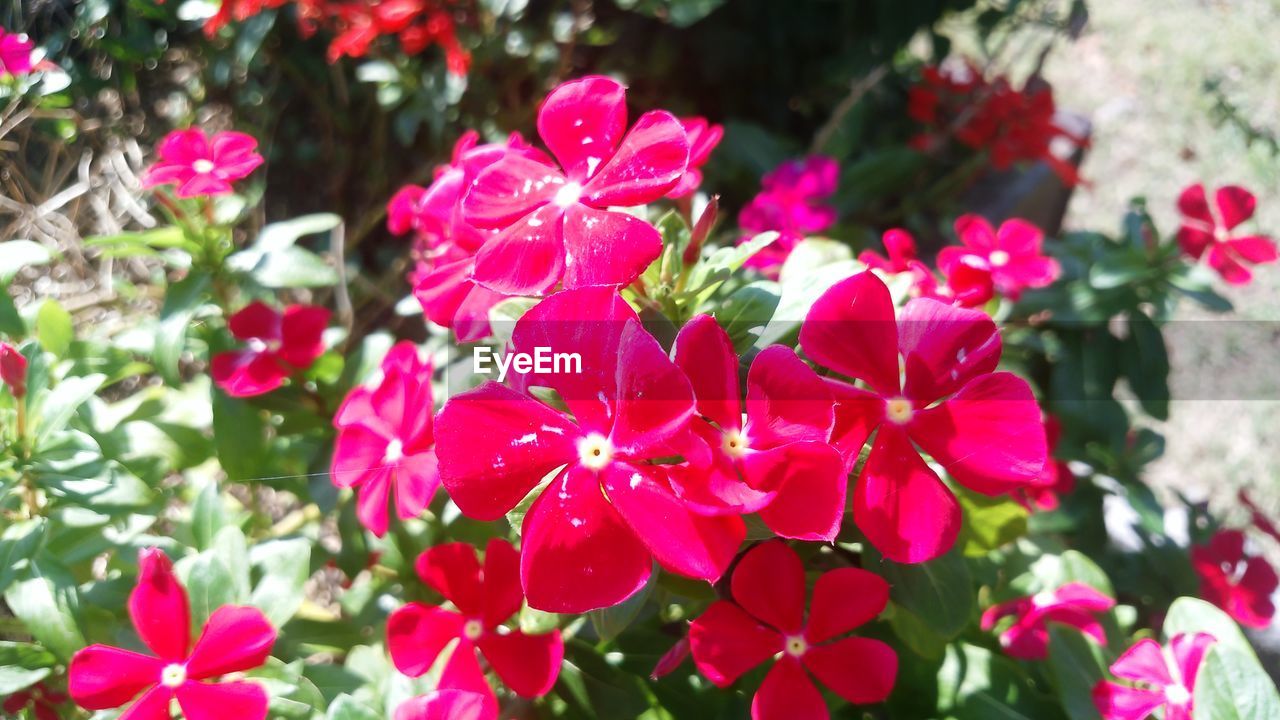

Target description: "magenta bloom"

left=68, top=549, right=276, bottom=720
left=938, top=215, right=1060, bottom=301
left=434, top=287, right=744, bottom=612
left=210, top=301, right=330, bottom=397
left=331, top=342, right=440, bottom=536
left=980, top=582, right=1114, bottom=659
left=1177, top=183, right=1278, bottom=285
left=738, top=156, right=839, bottom=274
left=0, top=341, right=27, bottom=398
left=859, top=228, right=919, bottom=273
left=395, top=690, right=495, bottom=720
left=461, top=76, right=690, bottom=295
left=1093, top=633, right=1215, bottom=720
left=141, top=128, right=264, bottom=198
left=0, top=28, right=34, bottom=76
left=669, top=315, right=846, bottom=541
left=667, top=116, right=723, bottom=199
left=1191, top=529, right=1278, bottom=629
left=1015, top=415, right=1076, bottom=512
left=799, top=271, right=1046, bottom=563
left=689, top=541, right=897, bottom=720
left=388, top=540, right=563, bottom=711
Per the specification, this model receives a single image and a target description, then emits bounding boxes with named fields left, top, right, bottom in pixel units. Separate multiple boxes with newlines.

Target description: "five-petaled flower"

left=1093, top=633, right=1215, bottom=720
left=461, top=75, right=690, bottom=295
left=689, top=541, right=897, bottom=720
left=980, top=582, right=1115, bottom=659
left=668, top=315, right=846, bottom=541
left=1191, top=529, right=1278, bottom=629
left=1176, top=183, right=1278, bottom=285
left=0, top=27, right=34, bottom=77
left=667, top=116, right=723, bottom=199
left=332, top=342, right=440, bottom=536
left=68, top=548, right=276, bottom=719
left=387, top=539, right=563, bottom=713
left=434, top=286, right=744, bottom=612
left=859, top=228, right=919, bottom=274
left=799, top=271, right=1047, bottom=563
left=0, top=341, right=27, bottom=398
left=3, top=682, right=67, bottom=720
left=738, top=156, right=839, bottom=274
left=141, top=128, right=265, bottom=198
left=939, top=215, right=1060, bottom=301
left=211, top=301, right=331, bottom=398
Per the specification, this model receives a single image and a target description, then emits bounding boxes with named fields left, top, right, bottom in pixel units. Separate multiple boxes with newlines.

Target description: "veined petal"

left=471, top=204, right=567, bottom=296
left=354, top=469, right=393, bottom=537
left=753, top=442, right=847, bottom=542
left=1092, top=681, right=1166, bottom=720
left=609, top=321, right=696, bottom=457
left=277, top=305, right=330, bottom=369
left=744, top=345, right=834, bottom=448
left=582, top=110, right=689, bottom=206
left=799, top=272, right=900, bottom=396
left=129, top=549, right=191, bottom=661
left=853, top=426, right=961, bottom=564
left=116, top=686, right=173, bottom=720
left=1171, top=632, right=1216, bottom=690
left=688, top=601, right=783, bottom=687
left=1109, top=638, right=1173, bottom=686
left=954, top=214, right=998, bottom=251
left=897, top=298, right=1001, bottom=404
left=673, top=314, right=742, bottom=431
left=394, top=690, right=497, bottom=720
left=560, top=204, right=663, bottom=291
left=462, top=154, right=566, bottom=229
left=537, top=75, right=628, bottom=182
left=227, top=301, right=281, bottom=342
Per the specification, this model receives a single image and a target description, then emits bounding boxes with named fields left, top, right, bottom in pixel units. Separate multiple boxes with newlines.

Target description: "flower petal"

left=478, top=630, right=564, bottom=697
left=799, top=272, right=900, bottom=396
left=806, top=567, right=890, bottom=644
left=68, top=645, right=163, bottom=710
left=386, top=603, right=464, bottom=677
left=608, top=321, right=696, bottom=457
left=582, top=110, right=689, bottom=206
left=853, top=426, right=961, bottom=564
left=751, top=657, right=827, bottom=720
left=688, top=601, right=783, bottom=687
left=354, top=468, right=393, bottom=537
left=210, top=350, right=288, bottom=398
left=954, top=214, right=998, bottom=251
left=481, top=538, right=524, bottom=628
left=1228, top=235, right=1279, bottom=264
left=1092, top=681, right=1166, bottom=720
left=673, top=314, right=741, bottom=431
left=1207, top=243, right=1254, bottom=285
left=897, top=298, right=1001, bottom=404
left=394, top=451, right=441, bottom=522
left=175, top=681, right=269, bottom=720
left=1215, top=185, right=1257, bottom=230
left=116, top=686, right=173, bottom=720
left=803, top=636, right=897, bottom=704
left=744, top=345, right=834, bottom=448
left=472, top=204, right=567, bottom=295
left=1177, top=184, right=1213, bottom=225
left=730, top=540, right=806, bottom=634
left=185, top=606, right=276, bottom=680
left=560, top=204, right=663, bottom=290
left=462, top=154, right=566, bottom=229
left=331, top=424, right=389, bottom=490
left=394, top=690, right=497, bottom=720
left=1109, top=638, right=1173, bottom=686
left=227, top=301, right=281, bottom=342
left=537, top=75, right=628, bottom=182
left=753, top=443, right=847, bottom=542
left=994, top=218, right=1045, bottom=256
left=277, top=305, right=331, bottom=369
left=415, top=543, right=484, bottom=616
left=520, top=465, right=652, bottom=613
left=129, top=549, right=191, bottom=661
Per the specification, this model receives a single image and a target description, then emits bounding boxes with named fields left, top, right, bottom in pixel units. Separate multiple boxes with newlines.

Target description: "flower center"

left=247, top=338, right=269, bottom=354
left=885, top=397, right=914, bottom=425
left=1031, top=591, right=1056, bottom=608
left=577, top=433, right=614, bottom=471
left=160, top=663, right=187, bottom=688
left=192, top=159, right=216, bottom=174
left=988, top=249, right=1011, bottom=267
left=721, top=428, right=749, bottom=459
left=384, top=438, right=404, bottom=463
left=784, top=635, right=808, bottom=658
left=553, top=181, right=583, bottom=208
left=1214, top=226, right=1230, bottom=243
left=1165, top=684, right=1191, bottom=706
left=463, top=619, right=484, bottom=641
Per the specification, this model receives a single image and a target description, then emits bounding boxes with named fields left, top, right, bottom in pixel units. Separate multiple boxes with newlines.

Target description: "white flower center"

left=463, top=619, right=484, bottom=641
left=384, top=438, right=404, bottom=463
left=161, top=663, right=187, bottom=688
left=192, top=159, right=216, bottom=174
left=885, top=397, right=914, bottom=425
left=784, top=635, right=808, bottom=658
left=721, top=428, right=749, bottom=459
left=1031, top=591, right=1056, bottom=608
left=1214, top=226, right=1230, bottom=243
left=577, top=433, right=614, bottom=471
left=247, top=338, right=269, bottom=354
left=1165, top=684, right=1191, bottom=706
left=989, top=250, right=1011, bottom=267
left=553, top=181, right=583, bottom=208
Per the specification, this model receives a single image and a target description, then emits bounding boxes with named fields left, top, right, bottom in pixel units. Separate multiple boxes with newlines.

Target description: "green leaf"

left=255, top=214, right=343, bottom=252
left=34, top=374, right=105, bottom=448
left=612, top=0, right=726, bottom=27
left=717, top=282, right=780, bottom=352
left=1046, top=626, right=1106, bottom=720
left=180, top=550, right=239, bottom=627
left=0, top=519, right=48, bottom=595
left=957, top=489, right=1029, bottom=557
left=4, top=565, right=86, bottom=662
left=1120, top=312, right=1169, bottom=420
left=519, top=604, right=561, bottom=635
left=1088, top=253, right=1150, bottom=290
left=937, top=642, right=1062, bottom=720
left=191, top=480, right=230, bottom=550
left=85, top=227, right=202, bottom=255
left=871, top=545, right=973, bottom=638
left=212, top=389, right=267, bottom=482
left=155, top=273, right=210, bottom=385
left=1193, top=643, right=1280, bottom=720
left=588, top=572, right=653, bottom=642
left=487, top=296, right=539, bottom=347
left=34, top=300, right=73, bottom=357
left=1163, top=597, right=1256, bottom=657
left=0, top=641, right=57, bottom=694
left=250, top=538, right=312, bottom=626
left=239, top=245, right=340, bottom=288
left=0, top=240, right=53, bottom=282
left=326, top=694, right=382, bottom=720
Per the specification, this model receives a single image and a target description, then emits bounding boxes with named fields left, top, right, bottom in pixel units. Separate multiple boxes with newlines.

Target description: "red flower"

left=3, top=682, right=67, bottom=720
left=668, top=315, right=846, bottom=541
left=738, top=156, right=839, bottom=274
left=1015, top=415, right=1075, bottom=512
left=331, top=342, right=440, bottom=536
left=204, top=0, right=290, bottom=36
left=434, top=287, right=743, bottom=612
left=859, top=228, right=918, bottom=273
left=387, top=539, right=563, bottom=711
left=980, top=582, right=1114, bottom=659
left=1176, top=183, right=1278, bottom=285
left=799, top=271, right=1047, bottom=563
left=1192, top=529, right=1278, bottom=629
left=141, top=128, right=264, bottom=198
left=689, top=541, right=897, bottom=720
left=0, top=341, right=27, bottom=398
left=210, top=302, right=331, bottom=397
left=939, top=215, right=1060, bottom=301
left=460, top=76, right=690, bottom=295
left=68, top=549, right=276, bottom=719
left=1093, top=633, right=1215, bottom=720
left=0, top=28, right=34, bottom=76
left=667, top=116, right=723, bottom=199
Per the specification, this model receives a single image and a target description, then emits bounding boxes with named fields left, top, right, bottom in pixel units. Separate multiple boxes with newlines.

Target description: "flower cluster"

left=211, top=301, right=330, bottom=397
left=0, top=27, right=34, bottom=77
left=738, top=155, right=839, bottom=273
left=1176, top=182, right=1278, bottom=285
left=910, top=62, right=1084, bottom=185
left=141, top=128, right=265, bottom=199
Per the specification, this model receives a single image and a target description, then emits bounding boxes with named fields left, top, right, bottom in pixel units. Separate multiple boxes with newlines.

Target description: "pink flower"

left=3, top=682, right=66, bottom=720
left=668, top=315, right=846, bottom=541
left=141, top=128, right=265, bottom=198
left=0, top=28, right=34, bottom=76
left=1093, top=633, right=1216, bottom=720
left=387, top=539, right=563, bottom=711
left=395, top=690, right=496, bottom=720
left=1192, top=529, right=1278, bottom=629
left=0, top=341, right=27, bottom=398
left=68, top=549, right=276, bottom=720
left=434, top=286, right=744, bottom=612
left=859, top=228, right=918, bottom=273
left=331, top=342, right=440, bottom=536
left=210, top=302, right=330, bottom=397
left=938, top=215, right=1060, bottom=301
left=799, top=271, right=1047, bottom=563
left=461, top=76, right=690, bottom=295
left=1015, top=415, right=1076, bottom=512
left=1176, top=183, right=1278, bottom=285
left=980, top=582, right=1115, bottom=659
left=667, top=116, right=723, bottom=199
left=738, top=156, right=839, bottom=274
left=689, top=541, right=897, bottom=720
